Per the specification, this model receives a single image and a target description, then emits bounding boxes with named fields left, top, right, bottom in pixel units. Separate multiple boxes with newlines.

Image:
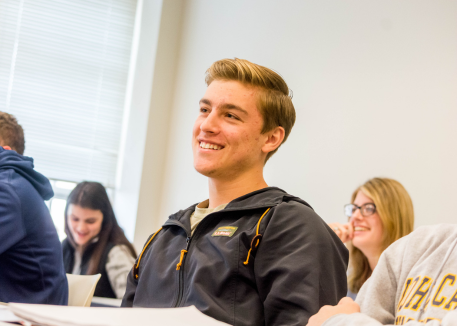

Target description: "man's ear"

left=2, top=146, right=12, bottom=151
left=261, top=126, right=285, bottom=155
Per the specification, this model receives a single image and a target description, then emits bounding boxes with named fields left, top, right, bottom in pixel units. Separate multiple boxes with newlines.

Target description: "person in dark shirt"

left=0, top=111, right=68, bottom=305
left=62, top=181, right=137, bottom=299
left=122, top=58, right=349, bottom=325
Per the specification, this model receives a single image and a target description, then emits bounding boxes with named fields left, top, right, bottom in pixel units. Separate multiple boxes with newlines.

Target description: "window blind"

left=0, top=0, right=137, bottom=188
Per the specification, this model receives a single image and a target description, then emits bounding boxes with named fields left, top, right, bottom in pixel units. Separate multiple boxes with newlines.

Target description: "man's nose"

left=200, top=111, right=220, bottom=133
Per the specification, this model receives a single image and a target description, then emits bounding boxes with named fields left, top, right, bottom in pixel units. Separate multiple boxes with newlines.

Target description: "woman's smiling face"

left=349, top=191, right=384, bottom=256
left=67, top=204, right=103, bottom=247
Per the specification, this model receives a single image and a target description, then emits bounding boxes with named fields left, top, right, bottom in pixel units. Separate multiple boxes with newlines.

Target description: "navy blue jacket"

left=0, top=147, right=68, bottom=304
left=123, top=187, right=348, bottom=326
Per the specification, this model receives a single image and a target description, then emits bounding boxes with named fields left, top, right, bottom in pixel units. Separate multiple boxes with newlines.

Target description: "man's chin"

left=194, top=166, right=217, bottom=178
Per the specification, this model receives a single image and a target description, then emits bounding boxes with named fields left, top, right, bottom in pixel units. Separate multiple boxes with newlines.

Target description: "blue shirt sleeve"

left=0, top=182, right=26, bottom=255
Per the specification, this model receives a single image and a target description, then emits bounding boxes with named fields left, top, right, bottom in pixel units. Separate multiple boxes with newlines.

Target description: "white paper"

left=0, top=305, right=23, bottom=323
left=0, top=322, right=24, bottom=326
left=8, top=303, right=231, bottom=326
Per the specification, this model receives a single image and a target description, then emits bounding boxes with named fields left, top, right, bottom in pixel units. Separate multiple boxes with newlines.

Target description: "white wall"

left=115, top=0, right=185, bottom=250
left=131, top=0, right=457, bottom=247
left=114, top=0, right=165, bottom=244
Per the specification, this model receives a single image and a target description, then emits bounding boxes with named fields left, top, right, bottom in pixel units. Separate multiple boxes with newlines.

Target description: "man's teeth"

left=354, top=227, right=370, bottom=231
left=200, top=142, right=222, bottom=150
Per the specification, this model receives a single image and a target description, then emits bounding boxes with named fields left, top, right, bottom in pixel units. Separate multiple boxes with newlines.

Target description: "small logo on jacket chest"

left=212, top=226, right=238, bottom=237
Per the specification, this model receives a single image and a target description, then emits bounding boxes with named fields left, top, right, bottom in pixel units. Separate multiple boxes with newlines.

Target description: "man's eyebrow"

left=199, top=99, right=249, bottom=115
left=219, top=103, right=248, bottom=115
left=199, top=98, right=211, bottom=106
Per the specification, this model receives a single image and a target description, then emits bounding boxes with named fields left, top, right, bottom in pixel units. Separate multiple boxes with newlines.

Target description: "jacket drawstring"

left=134, top=207, right=272, bottom=277
left=243, top=208, right=271, bottom=265
left=176, top=250, right=188, bottom=270
left=134, top=227, right=163, bottom=279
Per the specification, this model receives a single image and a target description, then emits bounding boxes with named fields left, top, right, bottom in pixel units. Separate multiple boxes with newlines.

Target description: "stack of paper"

left=6, top=303, right=230, bottom=326
left=0, top=306, right=23, bottom=324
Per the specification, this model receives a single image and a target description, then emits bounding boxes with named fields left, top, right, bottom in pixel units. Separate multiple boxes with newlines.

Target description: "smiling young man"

left=0, top=111, right=68, bottom=304
left=122, top=58, right=349, bottom=325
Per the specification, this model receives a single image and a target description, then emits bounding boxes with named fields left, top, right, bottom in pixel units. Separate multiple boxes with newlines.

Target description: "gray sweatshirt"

left=324, top=224, right=457, bottom=326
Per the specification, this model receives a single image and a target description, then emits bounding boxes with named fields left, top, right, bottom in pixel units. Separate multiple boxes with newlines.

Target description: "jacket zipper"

left=174, top=236, right=191, bottom=307
left=171, top=207, right=259, bottom=307
left=172, top=209, right=219, bottom=307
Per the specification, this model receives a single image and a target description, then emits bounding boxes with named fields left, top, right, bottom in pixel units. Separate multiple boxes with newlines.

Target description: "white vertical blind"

left=0, top=0, right=137, bottom=187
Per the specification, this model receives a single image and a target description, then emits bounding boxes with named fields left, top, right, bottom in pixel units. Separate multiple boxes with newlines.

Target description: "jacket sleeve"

left=0, top=183, right=26, bottom=255
left=253, top=201, right=349, bottom=326
left=121, top=234, right=153, bottom=307
left=353, top=234, right=412, bottom=325
left=323, top=311, right=457, bottom=326
left=348, top=236, right=404, bottom=325
left=322, top=234, right=425, bottom=326
left=121, top=268, right=136, bottom=307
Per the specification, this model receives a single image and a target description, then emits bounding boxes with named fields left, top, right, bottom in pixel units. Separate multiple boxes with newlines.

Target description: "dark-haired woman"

left=62, top=182, right=137, bottom=299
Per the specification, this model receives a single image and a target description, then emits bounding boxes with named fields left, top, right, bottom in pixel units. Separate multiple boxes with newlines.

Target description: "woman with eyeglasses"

left=328, top=177, right=414, bottom=299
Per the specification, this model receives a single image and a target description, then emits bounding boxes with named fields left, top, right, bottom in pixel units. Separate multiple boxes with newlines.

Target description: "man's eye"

left=200, top=107, right=209, bottom=113
left=226, top=113, right=238, bottom=119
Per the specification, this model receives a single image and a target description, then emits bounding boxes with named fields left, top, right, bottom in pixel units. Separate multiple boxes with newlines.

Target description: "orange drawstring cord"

left=134, top=227, right=163, bottom=279
left=243, top=208, right=271, bottom=265
left=176, top=249, right=188, bottom=270
left=134, top=208, right=271, bottom=276
left=244, top=247, right=254, bottom=265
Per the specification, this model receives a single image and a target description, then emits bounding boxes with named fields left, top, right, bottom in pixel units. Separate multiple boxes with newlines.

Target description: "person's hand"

left=307, top=297, right=360, bottom=326
left=328, top=222, right=353, bottom=243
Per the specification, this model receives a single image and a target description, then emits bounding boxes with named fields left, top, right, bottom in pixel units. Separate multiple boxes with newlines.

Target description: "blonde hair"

left=348, top=177, right=414, bottom=293
left=205, top=58, right=296, bottom=162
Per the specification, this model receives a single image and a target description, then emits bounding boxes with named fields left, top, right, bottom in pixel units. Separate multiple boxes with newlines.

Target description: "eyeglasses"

left=344, top=203, right=376, bottom=217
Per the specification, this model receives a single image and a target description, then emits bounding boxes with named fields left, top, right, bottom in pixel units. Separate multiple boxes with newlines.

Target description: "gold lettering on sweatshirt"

left=423, top=317, right=441, bottom=323
left=406, top=276, right=432, bottom=311
left=402, top=276, right=425, bottom=309
left=394, top=316, right=415, bottom=325
left=397, top=277, right=414, bottom=312
left=444, top=288, right=457, bottom=310
left=396, top=272, right=457, bottom=322
left=432, top=274, right=455, bottom=308
left=395, top=315, right=405, bottom=325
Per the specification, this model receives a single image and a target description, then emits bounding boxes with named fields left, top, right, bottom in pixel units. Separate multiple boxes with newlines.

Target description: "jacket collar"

left=163, top=187, right=312, bottom=230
